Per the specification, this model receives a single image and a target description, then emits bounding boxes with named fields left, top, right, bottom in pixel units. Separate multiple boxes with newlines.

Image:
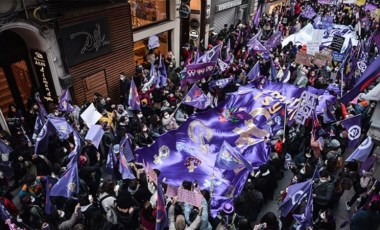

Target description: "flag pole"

left=283, top=103, right=287, bottom=142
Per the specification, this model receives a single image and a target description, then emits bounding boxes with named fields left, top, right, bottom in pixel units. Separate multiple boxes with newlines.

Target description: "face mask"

left=142, top=127, right=148, bottom=132
left=0, top=171, right=3, bottom=179
left=54, top=111, right=59, bottom=116
left=164, top=114, right=170, bottom=119
left=201, top=79, right=206, bottom=83
left=320, top=178, right=327, bottom=183
left=120, top=76, right=125, bottom=81
left=118, top=109, right=123, bottom=113
left=100, top=99, right=106, bottom=105
left=137, top=114, right=143, bottom=118
left=300, top=168, right=306, bottom=174
left=320, top=212, right=326, bottom=220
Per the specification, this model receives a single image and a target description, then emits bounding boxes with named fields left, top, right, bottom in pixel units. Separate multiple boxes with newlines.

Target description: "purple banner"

left=180, top=62, right=216, bottom=87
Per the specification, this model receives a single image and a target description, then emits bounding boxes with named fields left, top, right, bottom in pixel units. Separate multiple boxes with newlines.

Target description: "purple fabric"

left=34, top=120, right=54, bottom=154
left=270, top=58, right=277, bottom=80
left=247, top=39, right=269, bottom=57
left=106, top=144, right=116, bottom=177
left=128, top=78, right=141, bottom=111
left=197, top=44, right=222, bottom=63
left=253, top=4, right=262, bottom=27
left=49, top=116, right=74, bottom=140
left=279, top=180, right=313, bottom=217
left=120, top=136, right=135, bottom=162
left=346, top=137, right=374, bottom=162
left=322, top=107, right=336, bottom=123
left=58, top=89, right=74, bottom=112
left=50, top=163, right=79, bottom=197
left=119, top=153, right=135, bottom=179
left=321, top=16, right=333, bottom=30
left=45, top=176, right=57, bottom=215
left=215, top=141, right=253, bottom=171
left=264, top=31, right=282, bottom=50
left=209, top=78, right=233, bottom=89
left=341, top=115, right=362, bottom=149
left=0, top=139, right=13, bottom=154
left=182, top=85, right=210, bottom=110
left=157, top=55, right=168, bottom=88
left=364, top=4, right=377, bottom=12
left=247, top=62, right=260, bottom=81
left=180, top=62, right=217, bottom=87
left=293, top=190, right=313, bottom=228
left=359, top=155, right=376, bottom=176
left=340, top=56, right=380, bottom=104
left=300, top=5, right=316, bottom=19
left=156, top=183, right=168, bottom=230
left=33, top=113, right=47, bottom=139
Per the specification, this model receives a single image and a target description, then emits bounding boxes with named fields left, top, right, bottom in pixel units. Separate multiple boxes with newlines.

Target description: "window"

left=133, top=31, right=169, bottom=64
left=130, top=0, right=168, bottom=29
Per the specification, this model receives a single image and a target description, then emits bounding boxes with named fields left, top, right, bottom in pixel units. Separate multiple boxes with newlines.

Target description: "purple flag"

left=270, top=58, right=277, bottom=80
left=33, top=113, right=47, bottom=140
left=182, top=85, right=211, bottom=110
left=364, top=3, right=377, bottom=12
left=35, top=120, right=54, bottom=154
left=180, top=62, right=217, bottom=87
left=50, top=163, right=79, bottom=197
left=217, top=58, right=229, bottom=72
left=58, top=89, right=74, bottom=112
left=85, top=124, right=104, bottom=149
left=322, top=107, right=336, bottom=123
left=193, top=49, right=203, bottom=64
left=155, top=183, right=168, bottom=230
left=197, top=44, right=222, bottom=63
left=106, top=144, right=116, bottom=177
left=226, top=39, right=231, bottom=57
left=49, top=116, right=74, bottom=140
left=279, top=180, right=313, bottom=217
left=346, top=136, right=373, bottom=162
left=208, top=78, right=233, bottom=89
left=128, top=78, right=141, bottom=111
left=45, top=176, right=58, bottom=215
left=120, top=136, right=134, bottom=162
left=234, top=27, right=242, bottom=49
left=119, top=153, right=135, bottom=179
left=264, top=31, right=282, bottom=50
left=247, top=39, right=269, bottom=58
left=293, top=189, right=313, bottom=228
left=247, top=62, right=260, bottom=81
left=0, top=139, right=13, bottom=154
left=340, top=58, right=380, bottom=104
left=67, top=129, right=83, bottom=168
left=157, top=55, right=168, bottom=88
left=341, top=115, right=362, bottom=149
left=300, top=5, right=316, bottom=19
left=148, top=35, right=160, bottom=50
left=253, top=4, right=262, bottom=27
left=215, top=141, right=253, bottom=171
left=321, top=16, right=333, bottom=30
left=359, top=155, right=376, bottom=176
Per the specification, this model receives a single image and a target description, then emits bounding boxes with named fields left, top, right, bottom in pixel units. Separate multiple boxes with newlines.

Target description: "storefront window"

left=130, top=0, right=169, bottom=29
left=133, top=31, right=170, bottom=64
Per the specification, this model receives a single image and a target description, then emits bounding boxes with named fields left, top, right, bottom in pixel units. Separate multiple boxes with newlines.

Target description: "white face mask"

left=0, top=171, right=4, bottom=179
left=100, top=99, right=106, bottom=105
left=320, top=212, right=326, bottom=220
left=142, top=127, right=148, bottom=132
left=320, top=178, right=327, bottom=183
left=120, top=75, right=125, bottom=81
left=137, top=114, right=143, bottom=118
left=300, top=168, right=306, bottom=174
left=164, top=114, right=170, bottom=119
left=54, top=111, right=59, bottom=116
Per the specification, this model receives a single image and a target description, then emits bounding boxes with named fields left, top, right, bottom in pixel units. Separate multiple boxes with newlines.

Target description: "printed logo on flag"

left=68, top=182, right=77, bottom=192
left=359, top=137, right=372, bottom=149
left=348, top=125, right=361, bottom=140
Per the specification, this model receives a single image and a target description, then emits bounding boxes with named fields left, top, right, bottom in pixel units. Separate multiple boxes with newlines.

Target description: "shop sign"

left=60, top=18, right=111, bottom=67
left=215, top=0, right=242, bottom=12
left=179, top=3, right=191, bottom=18
left=31, top=49, right=56, bottom=102
left=189, top=30, right=199, bottom=40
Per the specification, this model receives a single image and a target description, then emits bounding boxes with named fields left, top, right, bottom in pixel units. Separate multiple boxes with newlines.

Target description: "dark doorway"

left=0, top=30, right=34, bottom=117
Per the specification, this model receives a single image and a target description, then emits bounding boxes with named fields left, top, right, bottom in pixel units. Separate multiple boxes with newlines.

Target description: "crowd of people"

left=1, top=0, right=380, bottom=229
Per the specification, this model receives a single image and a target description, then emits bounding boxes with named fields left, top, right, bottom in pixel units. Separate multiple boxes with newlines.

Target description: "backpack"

left=99, top=195, right=118, bottom=225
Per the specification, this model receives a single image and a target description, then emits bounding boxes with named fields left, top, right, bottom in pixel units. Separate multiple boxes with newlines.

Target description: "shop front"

left=133, top=31, right=170, bottom=64
left=211, top=0, right=243, bottom=33
left=58, top=3, right=135, bottom=105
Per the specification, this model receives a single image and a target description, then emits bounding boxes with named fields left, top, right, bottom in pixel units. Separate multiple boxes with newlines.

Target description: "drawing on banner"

left=295, top=91, right=318, bottom=125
